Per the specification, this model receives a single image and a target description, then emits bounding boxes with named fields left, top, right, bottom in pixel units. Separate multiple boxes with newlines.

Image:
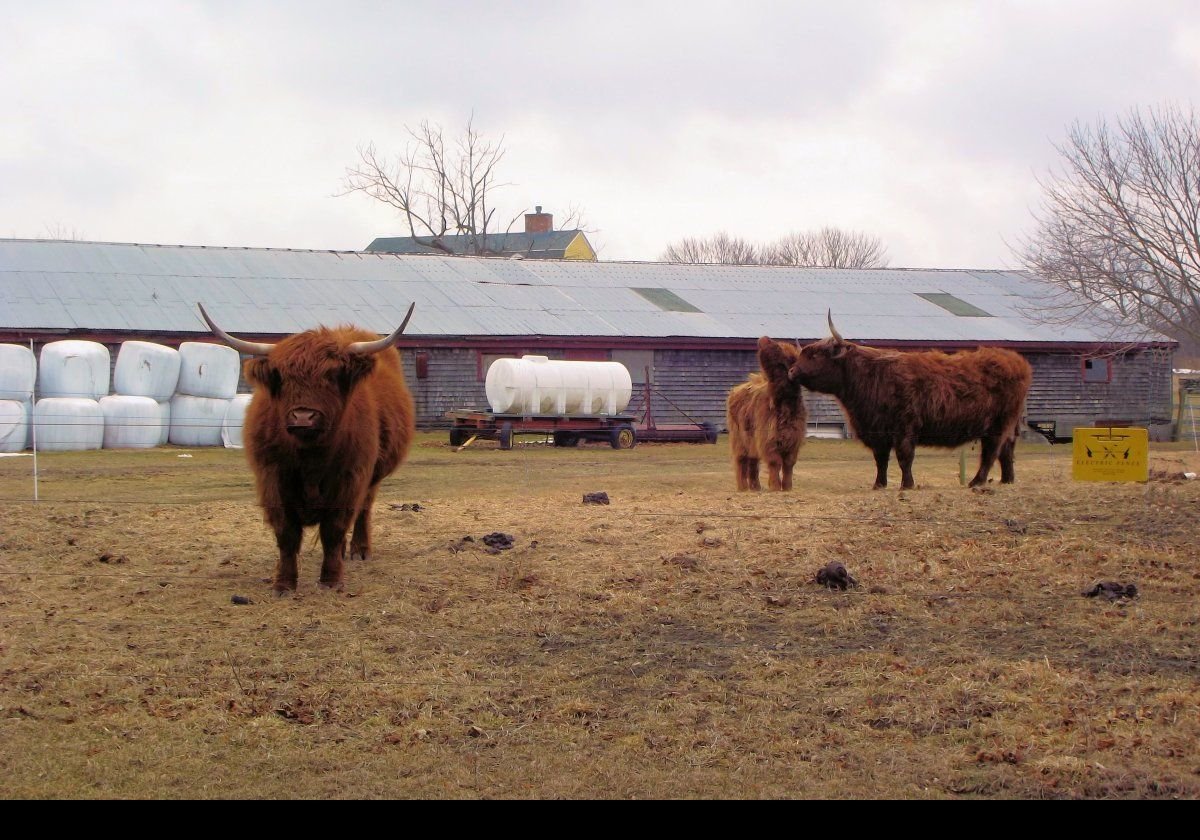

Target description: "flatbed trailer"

left=446, top=410, right=638, bottom=450
left=446, top=371, right=718, bottom=450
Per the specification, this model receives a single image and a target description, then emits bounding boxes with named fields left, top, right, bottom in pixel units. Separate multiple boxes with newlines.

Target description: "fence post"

left=29, top=339, right=38, bottom=501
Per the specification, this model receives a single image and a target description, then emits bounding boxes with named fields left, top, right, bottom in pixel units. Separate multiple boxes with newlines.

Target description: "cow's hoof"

left=318, top=580, right=345, bottom=592
left=349, top=549, right=370, bottom=562
left=273, top=584, right=297, bottom=597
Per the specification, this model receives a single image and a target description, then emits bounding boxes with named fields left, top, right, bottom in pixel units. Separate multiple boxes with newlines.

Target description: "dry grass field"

left=1, top=433, right=1198, bottom=799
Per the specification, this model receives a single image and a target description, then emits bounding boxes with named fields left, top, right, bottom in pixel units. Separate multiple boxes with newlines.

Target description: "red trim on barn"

left=0, top=329, right=1176, bottom=357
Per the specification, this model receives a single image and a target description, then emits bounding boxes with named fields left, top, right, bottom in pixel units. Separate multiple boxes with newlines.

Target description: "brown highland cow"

left=199, top=303, right=417, bottom=592
left=788, top=313, right=1032, bottom=490
left=727, top=336, right=808, bottom=491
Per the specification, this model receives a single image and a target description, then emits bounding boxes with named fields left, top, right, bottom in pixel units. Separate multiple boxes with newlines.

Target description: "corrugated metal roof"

left=0, top=239, right=1168, bottom=345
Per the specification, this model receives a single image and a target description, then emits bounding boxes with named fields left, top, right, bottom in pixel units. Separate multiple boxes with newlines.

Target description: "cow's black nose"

left=286, top=407, right=325, bottom=434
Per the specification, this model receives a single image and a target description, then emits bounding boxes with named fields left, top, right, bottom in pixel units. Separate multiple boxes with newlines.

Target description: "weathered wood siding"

left=14, top=341, right=1176, bottom=441
left=55, top=341, right=1156, bottom=439
left=632, top=349, right=847, bottom=433
left=403, top=348, right=489, bottom=424
left=1024, top=350, right=1175, bottom=437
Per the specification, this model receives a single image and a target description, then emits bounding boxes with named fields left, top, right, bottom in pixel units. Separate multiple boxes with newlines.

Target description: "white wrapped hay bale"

left=177, top=342, right=241, bottom=400
left=221, top=393, right=253, bottom=449
left=156, top=400, right=171, bottom=446
left=33, top=398, right=105, bottom=451
left=169, top=394, right=231, bottom=447
left=38, top=341, right=111, bottom=399
left=100, top=395, right=164, bottom=449
left=114, top=341, right=182, bottom=401
left=0, top=344, right=37, bottom=401
left=0, top=399, right=30, bottom=453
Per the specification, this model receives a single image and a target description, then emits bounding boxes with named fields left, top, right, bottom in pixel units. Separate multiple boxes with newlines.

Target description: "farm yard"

left=1, top=435, right=1198, bottom=799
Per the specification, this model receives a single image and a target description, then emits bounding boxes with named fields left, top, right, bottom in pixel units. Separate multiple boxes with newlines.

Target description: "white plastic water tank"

left=38, top=341, right=111, bottom=399
left=114, top=341, right=182, bottom=401
left=176, top=342, right=241, bottom=400
left=156, top=400, right=171, bottom=446
left=0, top=399, right=30, bottom=453
left=169, top=394, right=231, bottom=446
left=33, top=398, right=105, bottom=451
left=485, top=356, right=633, bottom=416
left=0, top=344, right=37, bottom=401
left=100, top=395, right=164, bottom=449
left=221, top=393, right=253, bottom=449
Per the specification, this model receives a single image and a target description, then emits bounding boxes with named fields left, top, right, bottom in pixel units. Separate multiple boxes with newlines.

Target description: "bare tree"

left=661, top=227, right=888, bottom=267
left=660, top=231, right=760, bottom=264
left=1020, top=105, right=1200, bottom=347
left=39, top=223, right=86, bottom=241
left=341, top=116, right=520, bottom=255
left=762, top=227, right=889, bottom=268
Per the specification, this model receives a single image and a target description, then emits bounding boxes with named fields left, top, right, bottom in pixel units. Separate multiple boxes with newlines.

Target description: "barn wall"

left=410, top=347, right=1177, bottom=437
left=403, top=347, right=489, bottom=423
left=647, top=349, right=845, bottom=433
left=1024, top=350, right=1175, bottom=438
left=12, top=339, right=1176, bottom=441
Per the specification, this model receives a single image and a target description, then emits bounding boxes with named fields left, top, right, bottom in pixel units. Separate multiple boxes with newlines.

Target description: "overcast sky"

left=3, top=1, right=1198, bottom=268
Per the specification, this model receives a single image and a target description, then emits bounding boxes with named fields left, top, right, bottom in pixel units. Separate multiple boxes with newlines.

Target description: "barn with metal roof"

left=0, top=238, right=1177, bottom=439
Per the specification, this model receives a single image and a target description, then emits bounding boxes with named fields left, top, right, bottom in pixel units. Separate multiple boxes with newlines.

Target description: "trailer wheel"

left=499, top=422, right=514, bottom=451
left=553, top=431, right=581, bottom=447
left=610, top=425, right=636, bottom=450
left=702, top=422, right=718, bottom=444
left=449, top=428, right=469, bottom=447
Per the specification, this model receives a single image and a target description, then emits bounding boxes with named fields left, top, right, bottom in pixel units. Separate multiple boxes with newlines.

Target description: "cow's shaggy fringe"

left=727, top=337, right=808, bottom=491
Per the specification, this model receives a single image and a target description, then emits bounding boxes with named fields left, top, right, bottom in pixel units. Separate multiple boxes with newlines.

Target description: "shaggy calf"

left=199, top=303, right=416, bottom=592
left=788, top=313, right=1032, bottom=489
left=727, top=337, right=808, bottom=491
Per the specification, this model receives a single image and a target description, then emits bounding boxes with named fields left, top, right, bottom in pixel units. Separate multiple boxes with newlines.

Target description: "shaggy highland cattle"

left=727, top=336, right=808, bottom=491
left=199, top=303, right=417, bottom=592
left=788, top=313, right=1032, bottom=489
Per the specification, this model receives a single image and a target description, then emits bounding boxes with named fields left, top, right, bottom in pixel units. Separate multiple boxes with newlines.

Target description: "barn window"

left=479, top=352, right=519, bottom=381
left=611, top=350, right=654, bottom=384
left=414, top=352, right=430, bottom=380
left=1082, top=357, right=1112, bottom=383
left=632, top=288, right=702, bottom=313
left=917, top=293, right=993, bottom=317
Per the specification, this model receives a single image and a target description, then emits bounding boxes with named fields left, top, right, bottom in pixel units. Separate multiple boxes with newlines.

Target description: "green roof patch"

left=917, top=293, right=993, bottom=317
left=632, top=287, right=701, bottom=313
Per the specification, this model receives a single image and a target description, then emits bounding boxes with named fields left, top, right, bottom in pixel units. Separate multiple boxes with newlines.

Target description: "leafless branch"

left=660, top=227, right=888, bottom=268
left=1019, top=104, right=1200, bottom=349
left=340, top=116, right=524, bottom=256
left=660, top=232, right=761, bottom=264
left=761, top=227, right=889, bottom=268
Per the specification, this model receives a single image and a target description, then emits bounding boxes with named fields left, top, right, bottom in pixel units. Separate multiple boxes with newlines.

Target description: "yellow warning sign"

left=1072, top=427, right=1149, bottom=482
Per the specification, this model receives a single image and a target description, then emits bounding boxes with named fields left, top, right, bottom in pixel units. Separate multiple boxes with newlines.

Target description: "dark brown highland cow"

left=727, top=337, right=808, bottom=490
left=788, top=313, right=1032, bottom=489
left=199, top=303, right=417, bottom=592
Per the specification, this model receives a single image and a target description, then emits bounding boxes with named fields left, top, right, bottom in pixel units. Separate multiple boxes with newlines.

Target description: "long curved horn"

left=827, top=309, right=844, bottom=343
left=348, top=302, right=416, bottom=355
left=197, top=303, right=275, bottom=356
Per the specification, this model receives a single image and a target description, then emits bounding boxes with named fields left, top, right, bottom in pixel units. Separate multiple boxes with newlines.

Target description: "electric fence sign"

left=1072, top=427, right=1149, bottom=482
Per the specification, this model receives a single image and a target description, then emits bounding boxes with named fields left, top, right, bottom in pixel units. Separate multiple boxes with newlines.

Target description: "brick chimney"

left=524, top=205, right=553, bottom=234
